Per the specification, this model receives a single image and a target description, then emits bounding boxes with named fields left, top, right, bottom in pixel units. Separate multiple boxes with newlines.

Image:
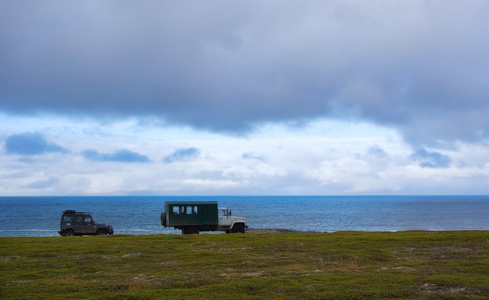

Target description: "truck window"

left=172, top=205, right=198, bottom=215
left=183, top=206, right=198, bottom=214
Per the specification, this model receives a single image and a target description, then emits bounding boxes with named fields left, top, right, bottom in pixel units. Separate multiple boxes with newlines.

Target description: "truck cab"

left=218, top=208, right=247, bottom=233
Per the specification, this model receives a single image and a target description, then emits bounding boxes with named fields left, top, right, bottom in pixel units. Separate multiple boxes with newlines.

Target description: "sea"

left=0, top=196, right=488, bottom=237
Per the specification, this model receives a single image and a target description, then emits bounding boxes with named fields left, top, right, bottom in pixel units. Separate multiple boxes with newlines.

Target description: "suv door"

left=72, top=215, right=85, bottom=234
left=83, top=215, right=97, bottom=234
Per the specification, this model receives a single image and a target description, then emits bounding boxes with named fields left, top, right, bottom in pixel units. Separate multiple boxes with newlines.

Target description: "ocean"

left=0, top=196, right=488, bottom=237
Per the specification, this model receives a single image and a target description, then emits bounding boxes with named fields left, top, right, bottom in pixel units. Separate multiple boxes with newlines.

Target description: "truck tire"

left=161, top=212, right=167, bottom=226
left=231, top=223, right=245, bottom=233
left=183, top=226, right=199, bottom=234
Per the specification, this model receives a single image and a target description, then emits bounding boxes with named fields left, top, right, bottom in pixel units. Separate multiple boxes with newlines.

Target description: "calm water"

left=0, top=196, right=488, bottom=237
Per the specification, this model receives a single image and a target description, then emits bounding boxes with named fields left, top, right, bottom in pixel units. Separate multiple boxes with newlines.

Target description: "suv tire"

left=64, top=230, right=75, bottom=236
left=96, top=229, right=109, bottom=235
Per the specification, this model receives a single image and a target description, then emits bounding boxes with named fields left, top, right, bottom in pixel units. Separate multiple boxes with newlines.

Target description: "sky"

left=0, top=0, right=488, bottom=196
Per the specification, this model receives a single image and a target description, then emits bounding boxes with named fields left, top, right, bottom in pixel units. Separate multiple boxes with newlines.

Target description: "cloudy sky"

left=1, top=1, right=488, bottom=196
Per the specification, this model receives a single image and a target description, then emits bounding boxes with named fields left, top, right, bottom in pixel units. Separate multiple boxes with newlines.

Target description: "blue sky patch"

left=163, top=147, right=200, bottom=163
left=5, top=133, right=68, bottom=155
left=82, top=149, right=150, bottom=163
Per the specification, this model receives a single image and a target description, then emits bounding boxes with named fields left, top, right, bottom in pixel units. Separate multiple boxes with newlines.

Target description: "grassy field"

left=1, top=231, right=488, bottom=299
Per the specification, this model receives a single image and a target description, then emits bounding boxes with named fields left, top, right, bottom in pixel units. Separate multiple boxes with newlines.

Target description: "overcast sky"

left=1, top=1, right=488, bottom=196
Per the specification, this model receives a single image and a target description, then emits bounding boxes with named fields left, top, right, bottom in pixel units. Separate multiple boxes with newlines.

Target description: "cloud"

left=411, top=148, right=451, bottom=168
left=0, top=1, right=488, bottom=146
left=163, top=147, right=200, bottom=163
left=82, top=149, right=150, bottom=163
left=23, top=176, right=60, bottom=189
left=242, top=153, right=266, bottom=162
left=4, top=133, right=68, bottom=155
left=366, top=145, right=388, bottom=159
left=1, top=121, right=489, bottom=195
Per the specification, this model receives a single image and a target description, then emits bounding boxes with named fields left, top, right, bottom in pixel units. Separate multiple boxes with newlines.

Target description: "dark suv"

left=59, top=210, right=114, bottom=236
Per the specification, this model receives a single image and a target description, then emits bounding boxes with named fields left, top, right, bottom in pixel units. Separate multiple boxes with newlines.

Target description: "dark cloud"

left=82, top=149, right=150, bottom=163
left=1, top=1, right=488, bottom=145
left=4, top=133, right=68, bottom=155
left=411, top=149, right=451, bottom=168
left=163, top=147, right=200, bottom=163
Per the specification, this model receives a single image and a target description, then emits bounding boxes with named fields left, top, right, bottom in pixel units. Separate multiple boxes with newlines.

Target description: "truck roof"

left=164, top=200, right=218, bottom=205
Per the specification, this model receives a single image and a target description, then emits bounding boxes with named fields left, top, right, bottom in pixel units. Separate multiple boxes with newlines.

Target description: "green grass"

left=1, top=231, right=488, bottom=299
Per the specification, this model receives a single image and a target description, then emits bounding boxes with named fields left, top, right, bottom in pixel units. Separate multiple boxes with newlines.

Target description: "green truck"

left=161, top=201, right=247, bottom=234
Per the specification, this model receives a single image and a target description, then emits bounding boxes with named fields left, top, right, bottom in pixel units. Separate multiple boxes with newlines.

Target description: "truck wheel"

left=96, top=229, right=108, bottom=235
left=231, top=224, right=245, bottom=233
left=64, top=230, right=75, bottom=237
left=160, top=212, right=167, bottom=226
left=183, top=226, right=199, bottom=234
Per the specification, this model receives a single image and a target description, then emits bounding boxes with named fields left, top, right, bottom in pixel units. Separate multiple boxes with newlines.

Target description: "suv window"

left=74, top=216, right=83, bottom=225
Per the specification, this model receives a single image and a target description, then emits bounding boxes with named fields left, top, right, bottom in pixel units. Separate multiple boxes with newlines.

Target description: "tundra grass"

left=1, top=231, right=488, bottom=299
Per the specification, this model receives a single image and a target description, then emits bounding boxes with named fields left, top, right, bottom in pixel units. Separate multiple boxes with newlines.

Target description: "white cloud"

left=0, top=103, right=488, bottom=196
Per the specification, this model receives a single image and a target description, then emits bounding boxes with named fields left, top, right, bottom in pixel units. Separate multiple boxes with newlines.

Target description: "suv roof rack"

left=63, top=210, right=91, bottom=215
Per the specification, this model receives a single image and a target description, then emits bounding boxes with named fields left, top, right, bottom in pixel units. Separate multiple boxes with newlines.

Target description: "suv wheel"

left=96, top=229, right=109, bottom=235
left=64, top=230, right=75, bottom=237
